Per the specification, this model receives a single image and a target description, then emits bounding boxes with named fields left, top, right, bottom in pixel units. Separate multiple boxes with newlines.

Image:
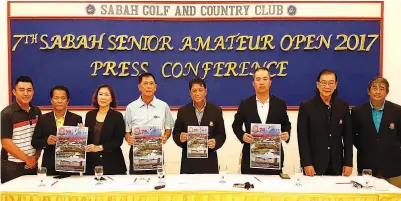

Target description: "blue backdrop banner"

left=10, top=20, right=381, bottom=108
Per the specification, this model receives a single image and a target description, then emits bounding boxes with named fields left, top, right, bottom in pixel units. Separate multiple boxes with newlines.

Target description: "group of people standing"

left=1, top=68, right=400, bottom=188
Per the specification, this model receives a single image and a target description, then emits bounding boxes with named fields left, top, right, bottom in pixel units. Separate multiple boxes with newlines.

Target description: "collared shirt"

left=370, top=100, right=385, bottom=133
left=317, top=96, right=333, bottom=125
left=256, top=96, right=269, bottom=124
left=124, top=96, right=174, bottom=133
left=1, top=102, right=41, bottom=162
left=193, top=101, right=207, bottom=125
left=53, top=110, right=67, bottom=128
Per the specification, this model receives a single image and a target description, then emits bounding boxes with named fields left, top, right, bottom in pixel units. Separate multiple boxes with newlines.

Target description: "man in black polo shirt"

left=1, top=76, right=42, bottom=183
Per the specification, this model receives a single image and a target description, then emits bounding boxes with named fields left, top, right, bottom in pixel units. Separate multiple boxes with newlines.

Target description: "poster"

left=187, top=126, right=208, bottom=158
left=55, top=126, right=88, bottom=173
left=250, top=123, right=281, bottom=169
left=132, top=125, right=163, bottom=170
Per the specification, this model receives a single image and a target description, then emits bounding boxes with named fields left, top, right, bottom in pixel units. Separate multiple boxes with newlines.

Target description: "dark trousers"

left=1, top=159, right=37, bottom=183
left=324, top=156, right=340, bottom=176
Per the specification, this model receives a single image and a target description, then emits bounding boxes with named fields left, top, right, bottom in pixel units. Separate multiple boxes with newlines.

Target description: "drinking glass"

left=362, top=169, right=373, bottom=188
left=294, top=166, right=303, bottom=186
left=94, top=166, right=104, bottom=185
left=37, top=167, right=47, bottom=187
left=219, top=165, right=227, bottom=183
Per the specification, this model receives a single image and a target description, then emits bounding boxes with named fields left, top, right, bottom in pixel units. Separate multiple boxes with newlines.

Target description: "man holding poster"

left=124, top=73, right=174, bottom=174
left=232, top=68, right=291, bottom=175
left=173, top=77, right=226, bottom=174
left=32, top=86, right=83, bottom=176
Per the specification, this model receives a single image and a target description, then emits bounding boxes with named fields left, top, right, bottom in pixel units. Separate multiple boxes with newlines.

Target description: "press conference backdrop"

left=9, top=2, right=382, bottom=108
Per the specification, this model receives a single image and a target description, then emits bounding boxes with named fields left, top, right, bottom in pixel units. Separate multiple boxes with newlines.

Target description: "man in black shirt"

left=297, top=69, right=353, bottom=176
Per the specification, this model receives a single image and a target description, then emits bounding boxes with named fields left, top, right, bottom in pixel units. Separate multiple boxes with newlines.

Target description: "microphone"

left=233, top=182, right=254, bottom=190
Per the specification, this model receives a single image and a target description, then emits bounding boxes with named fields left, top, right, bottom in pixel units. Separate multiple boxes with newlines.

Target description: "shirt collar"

left=316, top=95, right=333, bottom=108
left=370, top=100, right=385, bottom=111
left=256, top=96, right=270, bottom=104
left=54, top=110, right=67, bottom=120
left=136, top=95, right=157, bottom=108
left=12, top=101, right=33, bottom=112
left=193, top=100, right=207, bottom=113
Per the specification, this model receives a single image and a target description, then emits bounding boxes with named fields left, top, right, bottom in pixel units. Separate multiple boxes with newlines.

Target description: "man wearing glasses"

left=297, top=69, right=353, bottom=176
left=124, top=72, right=174, bottom=175
left=352, top=77, right=401, bottom=188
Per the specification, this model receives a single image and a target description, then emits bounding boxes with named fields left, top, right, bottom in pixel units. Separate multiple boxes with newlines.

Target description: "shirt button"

left=100, top=155, right=103, bottom=158
left=329, top=134, right=332, bottom=137
left=328, top=147, right=331, bottom=150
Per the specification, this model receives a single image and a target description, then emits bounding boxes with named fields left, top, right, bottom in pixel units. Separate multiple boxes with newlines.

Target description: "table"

left=1, top=174, right=400, bottom=201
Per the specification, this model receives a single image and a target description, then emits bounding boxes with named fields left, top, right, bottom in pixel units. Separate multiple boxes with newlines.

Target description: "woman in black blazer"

left=84, top=84, right=127, bottom=175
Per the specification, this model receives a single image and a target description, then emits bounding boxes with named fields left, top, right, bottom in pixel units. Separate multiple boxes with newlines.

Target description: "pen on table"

left=254, top=176, right=261, bottom=182
left=107, top=176, right=114, bottom=181
left=134, top=178, right=137, bottom=182
left=51, top=180, right=59, bottom=186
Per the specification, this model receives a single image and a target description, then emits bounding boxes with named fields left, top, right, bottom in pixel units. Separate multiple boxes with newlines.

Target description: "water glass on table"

left=94, top=165, right=104, bottom=185
left=157, top=164, right=165, bottom=185
left=37, top=167, right=47, bottom=187
left=219, top=165, right=227, bottom=183
left=294, top=166, right=303, bottom=186
left=362, top=169, right=373, bottom=188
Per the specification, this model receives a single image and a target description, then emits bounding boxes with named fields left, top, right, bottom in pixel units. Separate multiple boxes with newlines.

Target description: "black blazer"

left=31, top=111, right=82, bottom=175
left=173, top=102, right=226, bottom=174
left=232, top=95, right=291, bottom=175
left=297, top=96, right=353, bottom=175
left=352, top=101, right=401, bottom=178
left=84, top=109, right=126, bottom=175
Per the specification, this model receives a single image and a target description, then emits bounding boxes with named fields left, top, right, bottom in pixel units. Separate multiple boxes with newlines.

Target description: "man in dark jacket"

left=173, top=77, right=226, bottom=174
left=352, top=77, right=401, bottom=188
left=232, top=68, right=291, bottom=175
left=297, top=69, right=353, bottom=176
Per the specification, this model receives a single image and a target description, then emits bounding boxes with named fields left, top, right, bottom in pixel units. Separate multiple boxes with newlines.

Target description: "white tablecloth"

left=1, top=174, right=400, bottom=194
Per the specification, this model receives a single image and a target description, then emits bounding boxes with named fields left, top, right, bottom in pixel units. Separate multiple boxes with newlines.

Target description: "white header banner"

left=9, top=2, right=382, bottom=18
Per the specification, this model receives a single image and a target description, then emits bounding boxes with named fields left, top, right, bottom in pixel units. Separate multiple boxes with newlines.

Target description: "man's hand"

left=180, top=132, right=188, bottom=143
left=207, top=139, right=216, bottom=149
left=279, top=132, right=289, bottom=141
left=125, top=133, right=135, bottom=146
left=47, top=135, right=57, bottom=145
left=24, top=156, right=37, bottom=169
left=242, top=133, right=253, bottom=143
left=86, top=144, right=96, bottom=152
left=342, top=166, right=353, bottom=176
left=304, top=166, right=316, bottom=176
left=161, top=134, right=168, bottom=144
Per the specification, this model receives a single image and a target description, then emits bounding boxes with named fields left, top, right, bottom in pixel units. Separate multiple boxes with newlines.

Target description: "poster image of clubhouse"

left=55, top=126, right=88, bottom=173
left=187, top=126, right=208, bottom=158
left=132, top=125, right=163, bottom=170
left=250, top=123, right=281, bottom=170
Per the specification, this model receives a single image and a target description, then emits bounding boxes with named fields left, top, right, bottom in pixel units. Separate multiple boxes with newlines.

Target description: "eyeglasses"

left=319, top=81, right=336, bottom=87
